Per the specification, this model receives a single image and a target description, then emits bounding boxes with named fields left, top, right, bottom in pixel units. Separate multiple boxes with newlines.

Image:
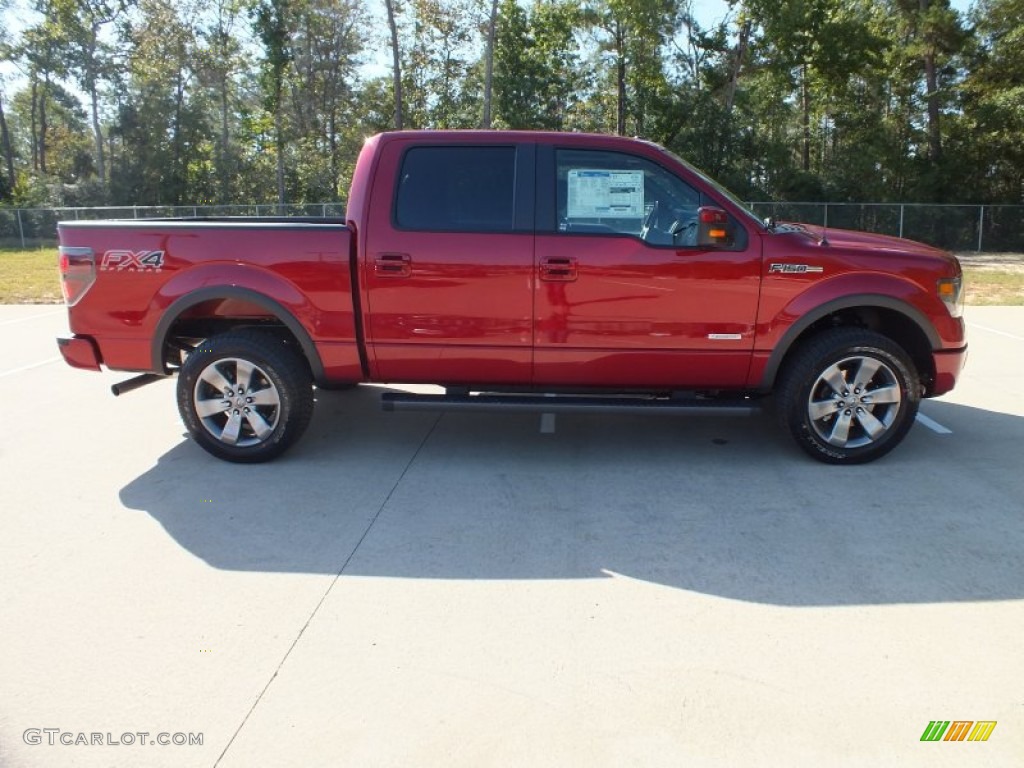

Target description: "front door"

left=533, top=147, right=762, bottom=389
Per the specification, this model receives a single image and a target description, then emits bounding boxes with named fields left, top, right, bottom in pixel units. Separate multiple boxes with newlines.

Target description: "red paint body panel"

left=533, top=234, right=761, bottom=387
left=57, top=130, right=967, bottom=402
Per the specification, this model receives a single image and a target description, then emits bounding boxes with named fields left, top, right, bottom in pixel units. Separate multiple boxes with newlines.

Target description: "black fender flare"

left=151, top=286, right=326, bottom=383
left=760, top=294, right=941, bottom=389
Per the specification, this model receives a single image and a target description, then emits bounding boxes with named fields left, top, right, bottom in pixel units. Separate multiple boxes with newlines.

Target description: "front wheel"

left=176, top=330, right=314, bottom=463
left=775, top=328, right=921, bottom=464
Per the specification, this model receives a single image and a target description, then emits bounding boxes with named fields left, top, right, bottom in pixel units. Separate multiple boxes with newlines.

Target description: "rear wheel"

left=775, top=328, right=920, bottom=464
left=176, top=330, right=313, bottom=462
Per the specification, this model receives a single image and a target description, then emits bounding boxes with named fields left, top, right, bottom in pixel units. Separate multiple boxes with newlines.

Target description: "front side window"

left=556, top=149, right=702, bottom=246
left=395, top=146, right=515, bottom=232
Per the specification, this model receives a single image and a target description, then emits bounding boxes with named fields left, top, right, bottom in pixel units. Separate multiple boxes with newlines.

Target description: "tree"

left=403, top=0, right=479, bottom=128
left=954, top=0, right=1024, bottom=202
left=287, top=0, right=366, bottom=200
left=50, top=0, right=131, bottom=191
left=0, top=0, right=16, bottom=197
left=880, top=0, right=967, bottom=198
left=493, top=0, right=583, bottom=130
left=481, top=0, right=498, bottom=128
left=384, top=0, right=403, bottom=129
left=253, top=0, right=292, bottom=206
left=195, top=0, right=251, bottom=202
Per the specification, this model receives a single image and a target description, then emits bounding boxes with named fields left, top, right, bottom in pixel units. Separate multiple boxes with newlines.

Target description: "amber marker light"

left=937, top=276, right=964, bottom=318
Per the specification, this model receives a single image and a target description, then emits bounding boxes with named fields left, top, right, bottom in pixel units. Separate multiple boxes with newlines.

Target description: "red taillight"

left=58, top=246, right=96, bottom=306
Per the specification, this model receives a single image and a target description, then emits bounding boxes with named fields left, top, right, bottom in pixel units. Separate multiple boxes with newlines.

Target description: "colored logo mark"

left=921, top=720, right=997, bottom=742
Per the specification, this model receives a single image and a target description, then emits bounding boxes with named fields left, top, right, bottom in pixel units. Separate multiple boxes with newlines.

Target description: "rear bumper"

left=930, top=345, right=967, bottom=397
left=57, top=336, right=102, bottom=371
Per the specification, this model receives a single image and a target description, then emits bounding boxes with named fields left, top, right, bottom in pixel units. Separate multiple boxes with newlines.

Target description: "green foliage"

left=0, top=0, right=1021, bottom=209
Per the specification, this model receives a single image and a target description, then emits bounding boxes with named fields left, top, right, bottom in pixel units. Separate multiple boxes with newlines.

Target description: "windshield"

left=656, top=147, right=767, bottom=231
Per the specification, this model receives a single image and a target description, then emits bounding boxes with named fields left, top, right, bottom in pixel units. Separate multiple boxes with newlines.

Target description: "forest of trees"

left=0, top=0, right=1021, bottom=210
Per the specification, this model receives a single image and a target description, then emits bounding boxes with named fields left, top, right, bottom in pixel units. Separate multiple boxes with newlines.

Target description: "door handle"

left=374, top=253, right=411, bottom=278
left=540, top=257, right=577, bottom=282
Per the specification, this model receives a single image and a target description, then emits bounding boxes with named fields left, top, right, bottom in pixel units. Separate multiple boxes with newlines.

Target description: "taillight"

left=59, top=246, right=96, bottom=306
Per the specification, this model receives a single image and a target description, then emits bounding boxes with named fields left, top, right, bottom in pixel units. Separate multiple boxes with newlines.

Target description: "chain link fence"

left=0, top=203, right=347, bottom=249
left=748, top=202, right=1023, bottom=253
left=0, top=201, right=1021, bottom=252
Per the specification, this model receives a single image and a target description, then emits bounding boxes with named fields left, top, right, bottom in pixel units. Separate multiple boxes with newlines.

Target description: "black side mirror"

left=697, top=206, right=733, bottom=247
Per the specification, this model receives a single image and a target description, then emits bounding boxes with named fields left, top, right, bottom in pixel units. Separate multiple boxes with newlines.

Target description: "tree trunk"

left=801, top=63, right=810, bottom=173
left=725, top=19, right=750, bottom=116
left=40, top=74, right=49, bottom=175
left=89, top=84, right=106, bottom=185
left=481, top=0, right=498, bottom=128
left=920, top=0, right=942, bottom=163
left=220, top=73, right=231, bottom=201
left=176, top=77, right=184, bottom=203
left=30, top=78, right=39, bottom=173
left=0, top=94, right=15, bottom=193
left=275, top=108, right=286, bottom=209
left=329, top=109, right=338, bottom=193
left=85, top=28, right=106, bottom=186
left=385, top=0, right=403, bottom=130
left=615, top=23, right=626, bottom=135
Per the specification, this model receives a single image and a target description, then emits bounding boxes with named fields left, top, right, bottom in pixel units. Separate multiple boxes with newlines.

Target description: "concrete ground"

left=1, top=305, right=1022, bottom=767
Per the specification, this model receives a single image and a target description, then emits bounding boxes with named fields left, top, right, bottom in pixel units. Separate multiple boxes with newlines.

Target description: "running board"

left=380, top=392, right=761, bottom=416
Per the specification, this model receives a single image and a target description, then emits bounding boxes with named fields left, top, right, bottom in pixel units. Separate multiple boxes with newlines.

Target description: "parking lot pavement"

left=1, top=304, right=1022, bottom=767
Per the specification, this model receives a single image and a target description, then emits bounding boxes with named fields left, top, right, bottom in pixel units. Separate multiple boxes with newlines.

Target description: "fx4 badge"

left=101, top=250, right=165, bottom=271
left=769, top=263, right=824, bottom=274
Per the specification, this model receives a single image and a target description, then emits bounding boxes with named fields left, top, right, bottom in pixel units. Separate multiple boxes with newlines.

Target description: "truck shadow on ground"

left=120, top=385, right=1024, bottom=606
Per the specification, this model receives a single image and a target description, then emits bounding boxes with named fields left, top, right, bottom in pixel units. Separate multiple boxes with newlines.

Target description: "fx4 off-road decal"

left=100, top=249, right=165, bottom=271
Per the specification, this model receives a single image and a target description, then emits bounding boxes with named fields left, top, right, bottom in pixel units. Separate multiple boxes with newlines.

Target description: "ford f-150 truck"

left=56, top=131, right=967, bottom=464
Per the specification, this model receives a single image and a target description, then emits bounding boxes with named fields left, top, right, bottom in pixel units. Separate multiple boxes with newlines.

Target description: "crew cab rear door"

left=362, top=139, right=535, bottom=384
left=533, top=144, right=762, bottom=389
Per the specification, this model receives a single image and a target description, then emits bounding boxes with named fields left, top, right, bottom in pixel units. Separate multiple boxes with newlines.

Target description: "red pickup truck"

left=56, top=131, right=966, bottom=464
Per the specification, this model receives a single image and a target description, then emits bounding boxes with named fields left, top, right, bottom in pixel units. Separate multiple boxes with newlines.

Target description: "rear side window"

left=395, top=146, right=516, bottom=232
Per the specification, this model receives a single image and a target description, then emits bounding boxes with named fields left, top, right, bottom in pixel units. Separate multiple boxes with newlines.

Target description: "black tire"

left=775, top=328, right=920, bottom=464
left=176, top=329, right=314, bottom=463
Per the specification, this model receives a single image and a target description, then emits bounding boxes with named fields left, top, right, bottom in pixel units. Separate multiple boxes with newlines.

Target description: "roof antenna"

left=820, top=202, right=830, bottom=247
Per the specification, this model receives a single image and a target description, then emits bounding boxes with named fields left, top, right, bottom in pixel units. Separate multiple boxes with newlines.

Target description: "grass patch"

left=0, top=248, right=61, bottom=304
left=962, top=266, right=1024, bottom=306
left=1, top=246, right=1022, bottom=306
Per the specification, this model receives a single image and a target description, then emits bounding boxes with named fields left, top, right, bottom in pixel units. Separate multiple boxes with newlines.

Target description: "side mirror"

left=697, top=206, right=733, bottom=247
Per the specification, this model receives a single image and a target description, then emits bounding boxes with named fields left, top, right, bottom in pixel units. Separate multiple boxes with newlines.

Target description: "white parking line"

left=0, top=310, right=63, bottom=327
left=967, top=322, right=1024, bottom=342
left=0, top=356, right=62, bottom=379
left=916, top=413, right=953, bottom=435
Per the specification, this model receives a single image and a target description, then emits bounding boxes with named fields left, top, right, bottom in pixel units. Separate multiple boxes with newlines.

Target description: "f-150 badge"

left=768, top=263, right=824, bottom=274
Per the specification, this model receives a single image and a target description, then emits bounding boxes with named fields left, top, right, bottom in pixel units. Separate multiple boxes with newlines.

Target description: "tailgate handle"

left=540, top=256, right=577, bottom=282
left=374, top=253, right=411, bottom=277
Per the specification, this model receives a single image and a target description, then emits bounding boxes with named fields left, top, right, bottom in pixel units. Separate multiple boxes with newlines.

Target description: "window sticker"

left=567, top=170, right=645, bottom=218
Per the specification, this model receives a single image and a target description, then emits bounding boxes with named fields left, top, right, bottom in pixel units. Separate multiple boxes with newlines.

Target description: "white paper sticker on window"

left=567, top=170, right=644, bottom=218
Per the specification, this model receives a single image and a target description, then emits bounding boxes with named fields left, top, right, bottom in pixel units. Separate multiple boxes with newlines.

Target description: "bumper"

left=57, top=336, right=102, bottom=371
left=931, top=345, right=967, bottom=397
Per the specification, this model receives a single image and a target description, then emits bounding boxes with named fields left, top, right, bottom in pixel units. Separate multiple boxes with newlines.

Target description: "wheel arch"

left=152, top=286, right=326, bottom=384
left=761, top=294, right=940, bottom=393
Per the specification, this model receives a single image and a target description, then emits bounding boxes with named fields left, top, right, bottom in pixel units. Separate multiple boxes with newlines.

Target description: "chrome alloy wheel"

left=192, top=357, right=281, bottom=447
left=806, top=355, right=903, bottom=449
